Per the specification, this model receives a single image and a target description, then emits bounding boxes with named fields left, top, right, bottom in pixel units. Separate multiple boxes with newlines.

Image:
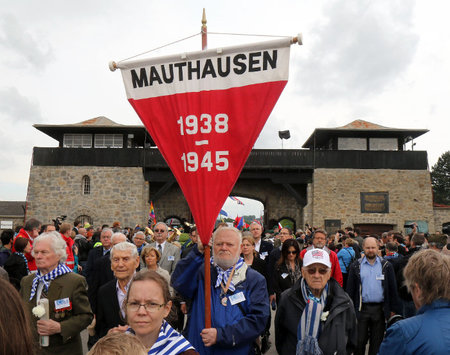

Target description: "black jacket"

left=95, top=279, right=126, bottom=339
left=346, top=257, right=401, bottom=319
left=275, top=278, right=357, bottom=355
left=4, top=253, right=28, bottom=290
left=273, top=262, right=301, bottom=303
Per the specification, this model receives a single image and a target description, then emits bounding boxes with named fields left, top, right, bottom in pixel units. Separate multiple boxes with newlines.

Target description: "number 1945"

left=181, top=151, right=229, bottom=172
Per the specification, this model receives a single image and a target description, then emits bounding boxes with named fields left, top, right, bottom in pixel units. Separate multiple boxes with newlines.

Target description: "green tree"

left=431, top=151, right=450, bottom=205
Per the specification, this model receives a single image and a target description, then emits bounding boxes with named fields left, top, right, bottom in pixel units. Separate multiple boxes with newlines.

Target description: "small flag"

left=234, top=216, right=244, bottom=230
left=148, top=201, right=156, bottom=227
left=229, top=196, right=245, bottom=205
left=278, top=222, right=283, bottom=230
left=220, top=209, right=228, bottom=217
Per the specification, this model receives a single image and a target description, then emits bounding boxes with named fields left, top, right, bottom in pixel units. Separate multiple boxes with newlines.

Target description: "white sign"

left=1, top=221, right=13, bottom=229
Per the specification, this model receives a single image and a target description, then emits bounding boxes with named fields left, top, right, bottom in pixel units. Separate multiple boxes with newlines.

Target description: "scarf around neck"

left=211, top=256, right=244, bottom=292
left=29, top=263, right=72, bottom=301
left=296, top=278, right=328, bottom=355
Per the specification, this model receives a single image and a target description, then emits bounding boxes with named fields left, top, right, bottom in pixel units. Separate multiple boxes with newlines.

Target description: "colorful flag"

left=278, top=222, right=283, bottom=230
left=219, top=209, right=228, bottom=217
left=229, top=196, right=245, bottom=205
left=148, top=201, right=156, bottom=227
left=235, top=216, right=244, bottom=230
left=116, top=38, right=291, bottom=245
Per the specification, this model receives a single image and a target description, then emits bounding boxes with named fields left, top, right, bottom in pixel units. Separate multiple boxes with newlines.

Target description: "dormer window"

left=63, top=134, right=92, bottom=148
left=94, top=134, right=123, bottom=148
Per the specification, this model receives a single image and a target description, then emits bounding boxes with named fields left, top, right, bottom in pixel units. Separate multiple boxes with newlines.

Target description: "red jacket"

left=13, top=229, right=36, bottom=271
left=300, top=247, right=343, bottom=287
left=61, top=234, right=75, bottom=270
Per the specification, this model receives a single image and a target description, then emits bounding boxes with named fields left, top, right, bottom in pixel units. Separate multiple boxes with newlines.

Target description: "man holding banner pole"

left=171, top=226, right=269, bottom=354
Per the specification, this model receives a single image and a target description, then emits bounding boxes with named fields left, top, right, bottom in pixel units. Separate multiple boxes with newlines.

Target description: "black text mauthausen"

left=130, top=50, right=278, bottom=88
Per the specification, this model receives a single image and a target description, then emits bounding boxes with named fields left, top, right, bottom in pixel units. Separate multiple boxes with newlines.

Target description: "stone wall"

left=434, top=207, right=450, bottom=233
left=307, top=168, right=436, bottom=233
left=26, top=166, right=149, bottom=228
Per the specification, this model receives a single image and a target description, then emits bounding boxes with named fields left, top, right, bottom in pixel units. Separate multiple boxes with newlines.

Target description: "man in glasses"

left=300, top=229, right=343, bottom=287
left=275, top=248, right=357, bottom=355
left=149, top=222, right=180, bottom=274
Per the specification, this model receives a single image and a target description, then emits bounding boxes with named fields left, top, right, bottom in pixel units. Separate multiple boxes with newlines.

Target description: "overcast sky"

left=1, top=0, right=449, bottom=218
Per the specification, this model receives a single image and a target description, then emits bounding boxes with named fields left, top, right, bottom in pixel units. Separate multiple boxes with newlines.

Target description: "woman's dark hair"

left=14, top=237, right=30, bottom=253
left=277, top=239, right=301, bottom=266
left=0, top=278, right=36, bottom=354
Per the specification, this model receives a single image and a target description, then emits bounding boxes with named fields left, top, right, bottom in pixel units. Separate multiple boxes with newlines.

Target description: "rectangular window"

left=63, top=134, right=92, bottom=148
left=369, top=138, right=398, bottom=151
left=94, top=134, right=123, bottom=148
left=337, top=137, right=367, bottom=150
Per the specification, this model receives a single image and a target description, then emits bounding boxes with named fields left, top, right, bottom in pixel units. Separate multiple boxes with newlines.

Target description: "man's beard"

left=214, top=253, right=240, bottom=270
left=366, top=253, right=377, bottom=260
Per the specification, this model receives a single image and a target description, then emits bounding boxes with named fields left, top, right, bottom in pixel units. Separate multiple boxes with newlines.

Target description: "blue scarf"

left=296, top=279, right=328, bottom=355
left=211, top=257, right=244, bottom=292
left=128, top=320, right=194, bottom=355
left=29, top=263, right=72, bottom=301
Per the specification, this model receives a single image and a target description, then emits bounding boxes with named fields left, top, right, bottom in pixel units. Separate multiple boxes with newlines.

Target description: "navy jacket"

left=378, top=299, right=450, bottom=354
left=346, top=257, right=401, bottom=319
left=171, top=246, right=269, bottom=355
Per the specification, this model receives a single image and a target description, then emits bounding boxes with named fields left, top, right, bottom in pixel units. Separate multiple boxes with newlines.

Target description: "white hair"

left=111, top=232, right=127, bottom=244
left=32, top=231, right=68, bottom=263
left=132, top=231, right=145, bottom=242
left=154, top=222, right=168, bottom=232
left=110, top=241, right=138, bottom=259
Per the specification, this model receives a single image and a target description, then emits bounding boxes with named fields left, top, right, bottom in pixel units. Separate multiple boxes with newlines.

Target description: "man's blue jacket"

left=171, top=246, right=269, bottom=355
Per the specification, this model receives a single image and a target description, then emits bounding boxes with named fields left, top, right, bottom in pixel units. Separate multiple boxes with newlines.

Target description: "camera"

left=52, top=215, right=67, bottom=231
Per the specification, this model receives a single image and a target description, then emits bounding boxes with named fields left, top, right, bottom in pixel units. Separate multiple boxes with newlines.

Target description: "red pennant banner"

left=117, top=38, right=291, bottom=245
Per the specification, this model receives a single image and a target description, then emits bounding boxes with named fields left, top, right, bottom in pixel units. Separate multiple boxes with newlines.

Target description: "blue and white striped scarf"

left=212, top=257, right=244, bottom=292
left=29, top=263, right=72, bottom=301
left=296, top=278, right=328, bottom=355
left=128, top=320, right=194, bottom=355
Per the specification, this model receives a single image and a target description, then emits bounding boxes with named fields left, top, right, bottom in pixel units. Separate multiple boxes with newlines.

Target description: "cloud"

left=295, top=0, right=419, bottom=102
left=0, top=13, right=53, bottom=69
left=0, top=87, right=43, bottom=124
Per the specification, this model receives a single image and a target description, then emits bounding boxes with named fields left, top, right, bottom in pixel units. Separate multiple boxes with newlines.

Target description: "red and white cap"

left=303, top=248, right=331, bottom=268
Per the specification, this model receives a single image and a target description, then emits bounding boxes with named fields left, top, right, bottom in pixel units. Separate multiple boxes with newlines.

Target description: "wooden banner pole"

left=201, top=8, right=212, bottom=329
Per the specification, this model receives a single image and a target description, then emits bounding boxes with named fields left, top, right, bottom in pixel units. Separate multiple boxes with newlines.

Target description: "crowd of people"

left=0, top=217, right=449, bottom=355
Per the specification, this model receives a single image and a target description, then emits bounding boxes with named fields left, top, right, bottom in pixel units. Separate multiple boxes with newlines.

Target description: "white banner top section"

left=117, top=38, right=292, bottom=100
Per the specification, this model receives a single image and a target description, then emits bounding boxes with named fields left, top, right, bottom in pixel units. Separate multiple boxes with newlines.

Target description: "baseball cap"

left=303, top=248, right=331, bottom=268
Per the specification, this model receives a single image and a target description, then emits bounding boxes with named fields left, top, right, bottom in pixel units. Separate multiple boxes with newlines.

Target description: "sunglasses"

left=305, top=267, right=329, bottom=275
left=154, top=229, right=166, bottom=233
left=287, top=250, right=297, bottom=255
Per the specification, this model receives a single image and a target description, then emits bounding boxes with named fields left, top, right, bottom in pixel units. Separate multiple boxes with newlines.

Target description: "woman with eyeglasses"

left=275, top=248, right=357, bottom=355
left=110, top=270, right=197, bottom=354
left=273, top=239, right=302, bottom=305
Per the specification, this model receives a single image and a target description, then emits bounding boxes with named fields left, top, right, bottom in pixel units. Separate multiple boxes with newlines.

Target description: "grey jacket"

left=275, top=278, right=357, bottom=355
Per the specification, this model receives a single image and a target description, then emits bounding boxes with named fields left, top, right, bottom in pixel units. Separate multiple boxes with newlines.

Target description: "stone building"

left=23, top=117, right=449, bottom=235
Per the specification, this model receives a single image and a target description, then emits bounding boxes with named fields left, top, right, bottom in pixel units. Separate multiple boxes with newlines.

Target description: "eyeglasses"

left=154, top=229, right=166, bottom=233
left=287, top=251, right=297, bottom=254
left=127, top=302, right=166, bottom=313
left=305, top=267, right=329, bottom=275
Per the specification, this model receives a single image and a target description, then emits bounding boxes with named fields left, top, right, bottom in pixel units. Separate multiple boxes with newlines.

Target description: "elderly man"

left=346, top=237, right=401, bottom=355
left=172, top=226, right=269, bottom=355
left=249, top=222, right=273, bottom=261
left=20, top=232, right=93, bottom=355
left=95, top=242, right=139, bottom=339
left=378, top=249, right=450, bottom=354
left=275, top=248, right=357, bottom=354
left=133, top=231, right=147, bottom=255
left=300, top=229, right=343, bottom=287
left=149, top=222, right=180, bottom=274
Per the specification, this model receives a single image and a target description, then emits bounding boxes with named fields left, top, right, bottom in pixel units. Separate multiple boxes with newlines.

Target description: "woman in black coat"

left=4, top=236, right=30, bottom=289
left=273, top=239, right=302, bottom=305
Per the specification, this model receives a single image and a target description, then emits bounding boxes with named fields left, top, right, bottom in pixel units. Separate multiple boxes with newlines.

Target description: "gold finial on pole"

left=201, top=8, right=207, bottom=50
